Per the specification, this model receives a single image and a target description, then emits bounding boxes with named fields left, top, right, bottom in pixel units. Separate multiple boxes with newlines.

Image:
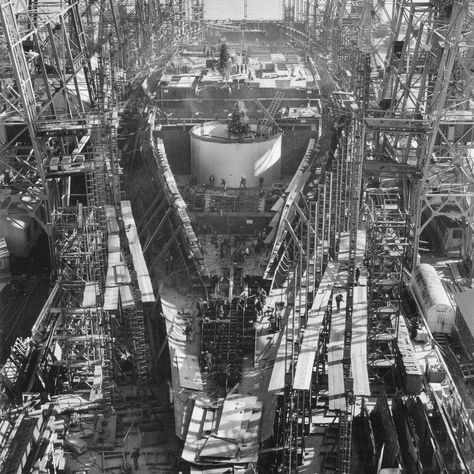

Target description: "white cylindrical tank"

left=411, top=263, right=455, bottom=334
left=189, top=121, right=282, bottom=188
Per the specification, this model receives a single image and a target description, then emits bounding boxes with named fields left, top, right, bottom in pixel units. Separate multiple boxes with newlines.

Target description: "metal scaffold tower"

left=0, top=0, right=123, bottom=410
left=322, top=0, right=472, bottom=469
left=413, top=0, right=474, bottom=271
left=0, top=0, right=205, bottom=470
left=372, top=0, right=472, bottom=270
left=0, top=0, right=95, bottom=265
left=262, top=107, right=354, bottom=468
left=0, top=0, right=155, bottom=410
left=262, top=140, right=320, bottom=470
left=135, top=0, right=204, bottom=60
left=365, top=192, right=409, bottom=387
left=366, top=2, right=474, bottom=470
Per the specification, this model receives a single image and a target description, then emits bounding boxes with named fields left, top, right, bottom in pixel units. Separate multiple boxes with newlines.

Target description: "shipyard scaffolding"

left=258, top=1, right=369, bottom=472
left=130, top=0, right=473, bottom=470
left=374, top=0, right=474, bottom=469
left=0, top=0, right=203, bottom=470
left=335, top=0, right=472, bottom=470
left=0, top=0, right=95, bottom=266
left=1, top=0, right=473, bottom=471
left=131, top=0, right=204, bottom=70
left=250, top=0, right=474, bottom=471
left=331, top=0, right=473, bottom=469
left=260, top=105, right=357, bottom=470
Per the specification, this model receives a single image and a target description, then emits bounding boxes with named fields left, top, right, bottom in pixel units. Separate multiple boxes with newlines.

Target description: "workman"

left=131, top=447, right=140, bottom=470
left=335, top=293, right=343, bottom=311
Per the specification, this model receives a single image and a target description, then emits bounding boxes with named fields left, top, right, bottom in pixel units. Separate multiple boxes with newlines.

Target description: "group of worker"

left=204, top=174, right=264, bottom=192
left=208, top=174, right=247, bottom=192
left=185, top=173, right=269, bottom=200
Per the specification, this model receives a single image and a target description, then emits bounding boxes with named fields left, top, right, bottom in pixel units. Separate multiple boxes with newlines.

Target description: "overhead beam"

left=363, top=161, right=419, bottom=178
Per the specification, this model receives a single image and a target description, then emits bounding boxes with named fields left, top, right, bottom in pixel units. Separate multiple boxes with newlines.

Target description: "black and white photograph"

left=0, top=0, right=473, bottom=472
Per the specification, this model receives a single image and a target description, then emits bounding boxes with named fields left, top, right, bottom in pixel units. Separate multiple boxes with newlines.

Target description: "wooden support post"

left=137, top=190, right=165, bottom=231
left=143, top=208, right=172, bottom=254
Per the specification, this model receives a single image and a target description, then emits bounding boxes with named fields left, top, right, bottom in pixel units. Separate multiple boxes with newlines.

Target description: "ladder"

left=316, top=179, right=330, bottom=270
left=126, top=302, right=148, bottom=401
left=108, top=119, right=122, bottom=207
left=101, top=335, right=114, bottom=405
left=95, top=309, right=114, bottom=407
left=355, top=52, right=371, bottom=112
left=336, top=410, right=353, bottom=473
left=333, top=136, right=349, bottom=246
left=255, top=89, right=285, bottom=137
left=85, top=167, right=107, bottom=285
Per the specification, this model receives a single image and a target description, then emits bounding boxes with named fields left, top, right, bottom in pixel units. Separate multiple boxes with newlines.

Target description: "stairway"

left=256, top=89, right=285, bottom=137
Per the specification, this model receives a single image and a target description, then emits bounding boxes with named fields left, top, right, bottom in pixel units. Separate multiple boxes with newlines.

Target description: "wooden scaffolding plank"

left=268, top=264, right=311, bottom=392
left=328, top=290, right=346, bottom=412
left=103, top=286, right=119, bottom=311
left=119, top=285, right=135, bottom=309
left=337, top=232, right=351, bottom=262
left=293, top=262, right=340, bottom=390
left=105, top=205, right=120, bottom=234
left=121, top=200, right=155, bottom=304
left=107, top=233, right=120, bottom=253
left=104, top=251, right=121, bottom=311
left=350, top=286, right=370, bottom=396
left=355, top=230, right=366, bottom=264
left=82, top=281, right=98, bottom=309
left=268, top=305, right=292, bottom=392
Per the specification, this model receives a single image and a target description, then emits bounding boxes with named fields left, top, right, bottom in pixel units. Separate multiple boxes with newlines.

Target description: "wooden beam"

left=143, top=207, right=173, bottom=254
left=137, top=190, right=165, bottom=231
left=294, top=201, right=314, bottom=235
left=140, top=198, right=169, bottom=240
left=150, top=226, right=181, bottom=269
left=285, top=219, right=304, bottom=255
